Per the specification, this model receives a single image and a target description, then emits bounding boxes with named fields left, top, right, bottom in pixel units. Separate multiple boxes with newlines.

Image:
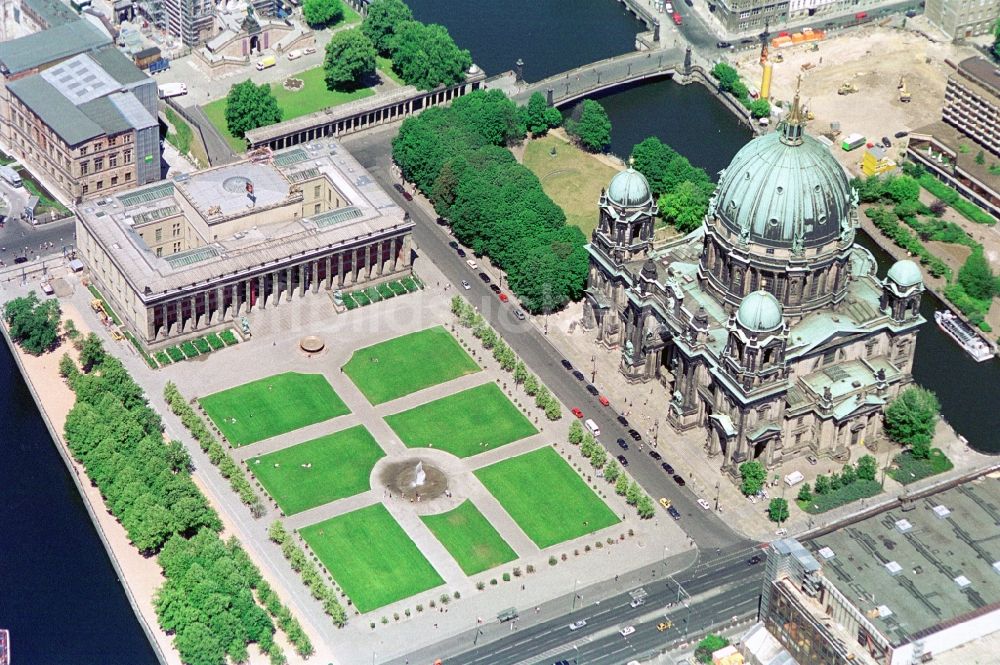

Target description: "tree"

left=581, top=433, right=596, bottom=458
left=323, top=29, right=376, bottom=91
left=856, top=454, right=878, bottom=482
left=840, top=462, right=857, bottom=486
left=302, top=0, right=343, bottom=27
left=544, top=399, right=562, bottom=421
left=885, top=175, right=921, bottom=203
left=590, top=446, right=607, bottom=468
left=659, top=180, right=709, bottom=234
left=534, top=384, right=551, bottom=409
left=739, top=460, right=766, bottom=496
left=749, top=98, right=771, bottom=119
left=63, top=318, right=79, bottom=340
left=514, top=360, right=528, bottom=385
left=768, top=498, right=790, bottom=523
left=521, top=92, right=561, bottom=136
left=390, top=21, right=472, bottom=91
left=993, top=18, right=1000, bottom=61
left=796, top=482, right=812, bottom=502
left=58, top=353, right=78, bottom=380
left=615, top=473, right=629, bottom=496
left=524, top=374, right=539, bottom=396
left=829, top=472, right=842, bottom=491
left=711, top=62, right=741, bottom=94
left=361, top=0, right=413, bottom=54
left=637, top=495, right=655, bottom=519
left=452, top=90, right=523, bottom=146
left=3, top=292, right=61, bottom=355
left=604, top=461, right=620, bottom=484
left=224, top=80, right=281, bottom=139
left=695, top=634, right=730, bottom=664
left=626, top=479, right=642, bottom=506
left=884, top=386, right=940, bottom=456
left=976, top=150, right=986, bottom=165
left=566, top=99, right=611, bottom=152
left=958, top=248, right=996, bottom=301
left=568, top=419, right=584, bottom=445
left=450, top=295, right=464, bottom=316
left=814, top=474, right=831, bottom=495
left=79, top=332, right=105, bottom=373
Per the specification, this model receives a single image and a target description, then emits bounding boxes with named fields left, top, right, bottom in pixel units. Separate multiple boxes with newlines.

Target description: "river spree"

left=0, top=340, right=159, bottom=664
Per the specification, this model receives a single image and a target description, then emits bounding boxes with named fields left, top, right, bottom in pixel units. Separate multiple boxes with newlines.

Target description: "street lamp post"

left=572, top=579, right=581, bottom=610
left=714, top=481, right=721, bottom=511
left=591, top=354, right=596, bottom=383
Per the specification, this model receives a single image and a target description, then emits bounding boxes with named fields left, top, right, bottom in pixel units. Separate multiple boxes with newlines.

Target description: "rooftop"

left=0, top=20, right=110, bottom=76
left=910, top=121, right=1000, bottom=195
left=76, top=142, right=413, bottom=298
left=955, top=56, right=1000, bottom=99
left=23, top=0, right=79, bottom=28
left=808, top=478, right=1000, bottom=647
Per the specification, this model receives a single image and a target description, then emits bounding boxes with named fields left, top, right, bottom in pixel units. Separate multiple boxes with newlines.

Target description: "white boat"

left=0, top=628, right=9, bottom=665
left=935, top=310, right=995, bottom=362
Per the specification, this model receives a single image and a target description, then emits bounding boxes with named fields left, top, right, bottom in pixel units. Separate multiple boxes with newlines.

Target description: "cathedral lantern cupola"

left=724, top=290, right=788, bottom=389
left=593, top=167, right=658, bottom=267
left=880, top=259, right=923, bottom=323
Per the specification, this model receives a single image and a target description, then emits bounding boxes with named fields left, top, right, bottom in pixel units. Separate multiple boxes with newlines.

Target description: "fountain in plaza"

left=381, top=458, right=448, bottom=501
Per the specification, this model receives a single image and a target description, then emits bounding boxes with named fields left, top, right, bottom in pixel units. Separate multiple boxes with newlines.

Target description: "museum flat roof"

left=807, top=479, right=1000, bottom=647
left=0, top=20, right=109, bottom=76
left=76, top=142, right=412, bottom=299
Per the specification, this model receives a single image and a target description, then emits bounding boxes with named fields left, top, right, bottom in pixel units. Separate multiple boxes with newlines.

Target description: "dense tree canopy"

left=749, top=98, right=771, bottom=119
left=958, top=247, right=996, bottom=301
left=768, top=498, right=790, bottom=523
left=361, top=0, right=413, bottom=54
left=631, top=136, right=714, bottom=232
left=302, top=0, right=343, bottom=27
left=739, top=461, right=766, bottom=496
left=390, top=20, right=472, bottom=90
left=659, top=180, right=710, bottom=234
left=323, top=28, right=376, bottom=90
left=224, top=80, right=281, bottom=139
left=520, top=92, right=562, bottom=136
left=392, top=90, right=588, bottom=312
left=566, top=99, right=611, bottom=153
left=3, top=291, right=60, bottom=355
left=884, top=386, right=940, bottom=457
left=695, top=634, right=730, bottom=664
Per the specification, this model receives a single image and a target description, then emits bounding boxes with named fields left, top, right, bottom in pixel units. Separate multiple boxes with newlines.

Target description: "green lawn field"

left=343, top=326, right=480, bottom=404
left=300, top=504, right=444, bottom=612
left=199, top=372, right=350, bottom=446
left=203, top=67, right=375, bottom=153
left=475, top=447, right=619, bottom=548
left=421, top=500, right=517, bottom=575
left=384, top=383, right=537, bottom=457
left=248, top=426, right=384, bottom=514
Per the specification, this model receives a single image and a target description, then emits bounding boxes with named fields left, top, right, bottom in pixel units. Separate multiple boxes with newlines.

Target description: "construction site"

left=730, top=24, right=980, bottom=177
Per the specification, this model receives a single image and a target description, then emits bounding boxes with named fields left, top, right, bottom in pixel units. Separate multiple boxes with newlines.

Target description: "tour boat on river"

left=0, top=628, right=10, bottom=665
left=935, top=310, right=995, bottom=362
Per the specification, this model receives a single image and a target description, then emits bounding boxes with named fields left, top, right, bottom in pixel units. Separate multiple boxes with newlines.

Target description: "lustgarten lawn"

left=384, top=383, right=537, bottom=457
left=343, top=326, right=480, bottom=404
left=300, top=504, right=443, bottom=612
left=199, top=372, right=350, bottom=446
left=248, top=426, right=385, bottom=514
left=421, top=500, right=517, bottom=575
left=475, top=447, right=619, bottom=548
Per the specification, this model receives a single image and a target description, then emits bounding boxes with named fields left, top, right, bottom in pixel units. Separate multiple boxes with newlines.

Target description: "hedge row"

left=866, top=207, right=951, bottom=279
left=163, top=381, right=266, bottom=518
left=918, top=174, right=996, bottom=226
left=268, top=521, right=348, bottom=627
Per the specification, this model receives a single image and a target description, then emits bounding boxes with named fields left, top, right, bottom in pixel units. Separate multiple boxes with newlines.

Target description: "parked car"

left=401, top=190, right=413, bottom=201
left=671, top=11, right=682, bottom=24
left=806, top=455, right=818, bottom=465
left=748, top=555, right=763, bottom=566
left=667, top=505, right=681, bottom=520
left=489, top=284, right=500, bottom=293
left=461, top=280, right=471, bottom=290
left=393, top=183, right=405, bottom=194
left=512, top=309, right=526, bottom=321
left=617, top=415, right=629, bottom=427
left=466, top=259, right=478, bottom=270
left=303, top=46, right=316, bottom=55
left=598, top=395, right=610, bottom=406
left=571, top=407, right=584, bottom=418
left=478, top=272, right=490, bottom=283
left=498, top=292, right=509, bottom=302
left=586, top=384, right=599, bottom=396
left=620, top=626, right=636, bottom=637
left=659, top=497, right=671, bottom=509
left=561, top=359, right=573, bottom=370
left=572, top=370, right=585, bottom=381
left=697, top=498, right=711, bottom=510
left=628, top=429, right=642, bottom=441
left=456, top=248, right=467, bottom=258
left=716, top=40, right=732, bottom=48
left=618, top=455, right=629, bottom=467
left=568, top=620, right=587, bottom=630
left=894, top=130, right=909, bottom=139
left=649, top=450, right=662, bottom=461
left=435, top=216, right=449, bottom=226
left=661, top=462, right=675, bottom=474
left=882, top=136, right=892, bottom=147
left=657, top=621, right=672, bottom=632
left=448, top=240, right=458, bottom=249
left=673, top=474, right=686, bottom=486
left=629, top=598, right=644, bottom=608
left=617, top=438, right=628, bottom=450
left=905, top=8, right=917, bottom=17
left=740, top=37, right=756, bottom=44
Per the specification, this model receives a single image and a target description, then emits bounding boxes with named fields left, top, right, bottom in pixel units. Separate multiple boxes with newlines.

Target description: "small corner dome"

left=886, top=259, right=922, bottom=288
left=737, top=290, right=784, bottom=332
left=608, top=168, right=652, bottom=207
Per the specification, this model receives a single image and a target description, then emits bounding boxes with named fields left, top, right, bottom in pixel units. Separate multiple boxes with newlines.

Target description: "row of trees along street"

left=1, top=293, right=315, bottom=665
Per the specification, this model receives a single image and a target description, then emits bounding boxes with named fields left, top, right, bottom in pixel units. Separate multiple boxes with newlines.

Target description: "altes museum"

left=583, top=98, right=925, bottom=475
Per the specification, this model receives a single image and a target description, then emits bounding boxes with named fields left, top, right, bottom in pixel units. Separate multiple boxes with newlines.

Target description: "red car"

left=572, top=407, right=584, bottom=418
left=672, top=11, right=682, bottom=24
left=498, top=292, right=509, bottom=302
left=599, top=395, right=610, bottom=407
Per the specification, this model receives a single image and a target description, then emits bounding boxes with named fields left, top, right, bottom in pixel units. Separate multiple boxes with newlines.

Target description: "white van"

left=585, top=419, right=600, bottom=437
left=466, top=258, right=478, bottom=270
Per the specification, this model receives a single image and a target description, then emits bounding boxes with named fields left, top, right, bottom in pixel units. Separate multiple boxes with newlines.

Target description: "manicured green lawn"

left=421, top=500, right=517, bottom=575
left=203, top=67, right=375, bottom=153
left=248, top=426, right=385, bottom=514
left=385, top=383, right=536, bottom=457
left=199, top=372, right=350, bottom=446
left=343, top=326, right=480, bottom=404
left=475, top=447, right=619, bottom=548
left=300, top=504, right=443, bottom=612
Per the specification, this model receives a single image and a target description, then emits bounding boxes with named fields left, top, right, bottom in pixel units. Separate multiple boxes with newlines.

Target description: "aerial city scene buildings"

left=1, top=0, right=1000, bottom=664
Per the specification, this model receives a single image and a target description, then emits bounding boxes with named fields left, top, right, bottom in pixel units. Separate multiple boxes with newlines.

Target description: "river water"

left=410, top=0, right=1000, bottom=454
left=0, top=340, right=159, bottom=664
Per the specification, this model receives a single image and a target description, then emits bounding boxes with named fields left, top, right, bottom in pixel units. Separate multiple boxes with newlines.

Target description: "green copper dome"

left=886, top=259, right=922, bottom=287
left=607, top=168, right=652, bottom=207
left=713, top=127, right=854, bottom=250
left=737, top=290, right=783, bottom=332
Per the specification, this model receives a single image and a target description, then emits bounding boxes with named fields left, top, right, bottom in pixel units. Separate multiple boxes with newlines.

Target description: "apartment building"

left=926, top=0, right=1000, bottom=39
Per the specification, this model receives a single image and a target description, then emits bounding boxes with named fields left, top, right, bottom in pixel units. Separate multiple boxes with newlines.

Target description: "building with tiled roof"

left=583, top=94, right=925, bottom=475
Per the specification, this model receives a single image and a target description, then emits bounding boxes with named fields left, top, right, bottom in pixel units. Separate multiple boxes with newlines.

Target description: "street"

left=383, top=542, right=766, bottom=665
